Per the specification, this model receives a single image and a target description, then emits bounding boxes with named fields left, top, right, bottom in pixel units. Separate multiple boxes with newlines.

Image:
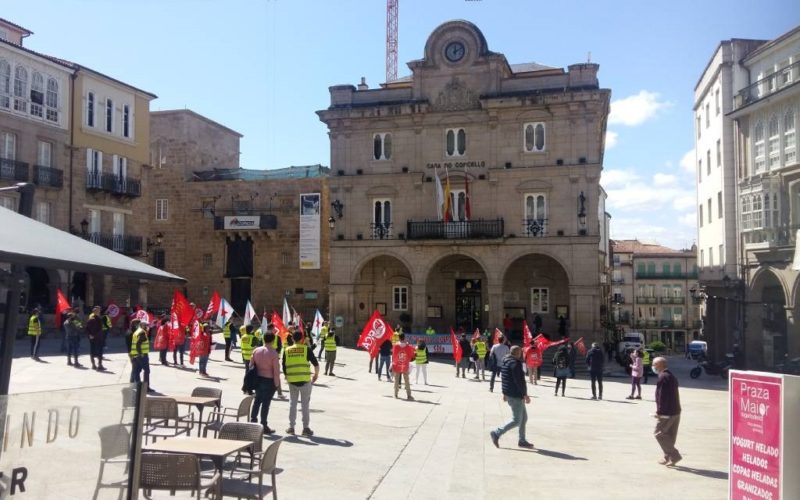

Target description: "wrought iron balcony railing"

left=370, top=222, right=393, bottom=240
left=635, top=271, right=699, bottom=280
left=406, top=218, right=504, bottom=240
left=32, top=165, right=63, bottom=188
left=734, top=60, right=799, bottom=110
left=0, top=158, right=29, bottom=182
left=87, top=232, right=143, bottom=256
left=521, top=218, right=548, bottom=237
left=636, top=296, right=658, bottom=304
left=86, top=171, right=141, bottom=197
left=660, top=296, right=686, bottom=304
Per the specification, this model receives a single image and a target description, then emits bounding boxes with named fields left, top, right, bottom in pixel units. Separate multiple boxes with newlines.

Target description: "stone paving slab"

left=8, top=335, right=729, bottom=499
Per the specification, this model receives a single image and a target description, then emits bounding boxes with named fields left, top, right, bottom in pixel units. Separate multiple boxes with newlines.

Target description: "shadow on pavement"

left=308, top=436, right=354, bottom=447
left=534, top=448, right=588, bottom=461
left=33, top=358, right=50, bottom=364
left=330, top=376, right=357, bottom=381
left=671, top=465, right=728, bottom=480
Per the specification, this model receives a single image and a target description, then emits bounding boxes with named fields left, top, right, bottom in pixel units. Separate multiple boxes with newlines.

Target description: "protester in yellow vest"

left=473, top=337, right=487, bottom=380
left=252, top=321, right=264, bottom=348
left=316, top=323, right=329, bottom=358
left=414, top=339, right=429, bottom=385
left=28, top=307, right=42, bottom=359
left=323, top=329, right=339, bottom=376
left=240, top=326, right=254, bottom=365
left=223, top=319, right=234, bottom=361
left=130, top=323, right=153, bottom=391
left=282, top=330, right=320, bottom=436
left=425, top=326, right=436, bottom=335
left=642, top=349, right=652, bottom=384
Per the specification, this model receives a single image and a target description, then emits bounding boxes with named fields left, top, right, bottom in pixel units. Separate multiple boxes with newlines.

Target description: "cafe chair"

left=120, top=386, right=138, bottom=423
left=140, top=452, right=221, bottom=500
left=142, top=397, right=194, bottom=444
left=217, top=422, right=264, bottom=472
left=220, top=437, right=284, bottom=500
left=203, top=395, right=254, bottom=438
left=190, top=386, right=223, bottom=433
left=92, top=424, right=131, bottom=500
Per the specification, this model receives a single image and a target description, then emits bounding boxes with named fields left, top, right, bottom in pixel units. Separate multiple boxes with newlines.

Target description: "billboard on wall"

left=299, top=193, right=321, bottom=269
left=0, top=383, right=141, bottom=499
left=729, top=370, right=800, bottom=500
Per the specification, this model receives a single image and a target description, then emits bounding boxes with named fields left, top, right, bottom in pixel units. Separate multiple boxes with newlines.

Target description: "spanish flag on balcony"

left=443, top=173, right=452, bottom=222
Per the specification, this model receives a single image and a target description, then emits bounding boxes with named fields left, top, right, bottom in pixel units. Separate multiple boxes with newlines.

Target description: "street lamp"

left=578, top=191, right=587, bottom=226
left=79, top=218, right=89, bottom=237
left=327, top=216, right=336, bottom=230
left=146, top=232, right=164, bottom=256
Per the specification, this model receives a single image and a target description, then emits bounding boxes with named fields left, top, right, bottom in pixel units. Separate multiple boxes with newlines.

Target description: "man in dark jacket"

left=586, top=342, right=605, bottom=400
left=653, top=357, right=682, bottom=466
left=489, top=346, right=533, bottom=449
left=457, top=334, right=472, bottom=378
left=86, top=305, right=105, bottom=371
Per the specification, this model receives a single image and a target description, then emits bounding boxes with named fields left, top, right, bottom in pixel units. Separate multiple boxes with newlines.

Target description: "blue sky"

left=5, top=0, right=798, bottom=249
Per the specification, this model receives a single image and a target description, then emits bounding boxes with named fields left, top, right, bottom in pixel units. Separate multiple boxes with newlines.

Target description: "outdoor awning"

left=0, top=206, right=185, bottom=282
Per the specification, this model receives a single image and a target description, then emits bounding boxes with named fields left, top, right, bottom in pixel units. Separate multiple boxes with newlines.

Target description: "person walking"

left=642, top=348, right=652, bottom=384
left=323, top=327, right=339, bottom=376
left=414, top=339, right=429, bottom=385
left=316, top=321, right=329, bottom=359
left=222, top=318, right=234, bottom=361
left=473, top=336, right=487, bottom=380
left=282, top=330, right=320, bottom=436
left=489, top=335, right=510, bottom=393
left=130, top=321, right=153, bottom=392
left=28, top=306, right=42, bottom=359
left=652, top=357, right=682, bottom=466
left=64, top=311, right=83, bottom=367
left=586, top=342, right=605, bottom=400
left=240, top=325, right=254, bottom=366
left=523, top=342, right=542, bottom=384
left=489, top=346, right=534, bottom=449
left=391, top=333, right=415, bottom=400
left=377, top=337, right=393, bottom=381
left=250, top=330, right=282, bottom=434
left=567, top=342, right=577, bottom=378
left=457, top=333, right=471, bottom=378
left=86, top=306, right=106, bottom=370
left=627, top=349, right=644, bottom=400
left=553, top=345, right=570, bottom=396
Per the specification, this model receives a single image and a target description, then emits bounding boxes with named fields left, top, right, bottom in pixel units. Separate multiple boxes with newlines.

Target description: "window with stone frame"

left=715, top=88, right=720, bottom=115
left=36, top=201, right=50, bottom=225
left=716, top=139, right=721, bottom=167
left=706, top=150, right=711, bottom=176
left=152, top=249, right=166, bottom=269
left=30, top=72, right=43, bottom=118
left=392, top=286, right=408, bottom=311
left=740, top=195, right=752, bottom=230
left=445, top=128, right=466, bottom=157
left=718, top=191, right=723, bottom=219
left=37, top=140, right=52, bottom=167
left=87, top=92, right=95, bottom=127
left=768, top=115, right=780, bottom=169
left=0, top=59, right=10, bottom=108
left=1, top=131, right=16, bottom=159
left=523, top=122, right=546, bottom=152
left=203, top=253, right=213, bottom=267
left=372, top=198, right=392, bottom=238
left=123, top=104, right=131, bottom=138
left=372, top=133, right=392, bottom=160
left=46, top=78, right=58, bottom=122
left=201, top=199, right=215, bottom=219
left=156, top=199, right=168, bottom=221
left=530, top=287, right=549, bottom=314
left=13, top=65, right=27, bottom=112
left=754, top=122, right=765, bottom=173
left=448, top=189, right=468, bottom=222
left=105, top=98, right=114, bottom=133
left=524, top=192, right=547, bottom=236
left=785, top=110, right=796, bottom=165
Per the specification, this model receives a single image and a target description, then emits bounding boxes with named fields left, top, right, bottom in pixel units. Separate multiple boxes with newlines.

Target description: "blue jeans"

left=131, top=355, right=151, bottom=385
left=378, top=355, right=391, bottom=379
left=67, top=336, right=80, bottom=361
left=494, top=396, right=527, bottom=443
left=199, top=356, right=209, bottom=373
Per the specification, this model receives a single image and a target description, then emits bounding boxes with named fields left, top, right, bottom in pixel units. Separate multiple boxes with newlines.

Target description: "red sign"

left=730, top=372, right=782, bottom=500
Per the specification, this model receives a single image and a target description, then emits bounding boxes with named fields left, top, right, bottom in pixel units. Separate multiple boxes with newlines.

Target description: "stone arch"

left=420, top=249, right=492, bottom=287
left=749, top=266, right=790, bottom=302
left=790, top=272, right=800, bottom=308
left=499, top=247, right=574, bottom=286
left=424, top=252, right=490, bottom=332
left=422, top=20, right=490, bottom=65
left=747, top=266, right=789, bottom=369
left=352, top=253, right=415, bottom=330
left=350, top=249, right=419, bottom=284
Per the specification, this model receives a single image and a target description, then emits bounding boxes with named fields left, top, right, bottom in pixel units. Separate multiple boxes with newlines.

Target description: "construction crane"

left=386, top=0, right=398, bottom=82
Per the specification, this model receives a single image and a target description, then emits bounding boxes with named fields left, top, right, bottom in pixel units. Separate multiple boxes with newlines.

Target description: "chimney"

left=357, top=77, right=369, bottom=91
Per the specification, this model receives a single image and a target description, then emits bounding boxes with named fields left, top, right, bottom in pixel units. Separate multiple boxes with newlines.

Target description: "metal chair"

left=120, top=386, right=137, bottom=423
left=140, top=452, right=221, bottom=499
left=217, top=422, right=264, bottom=472
left=191, top=386, right=223, bottom=434
left=92, top=424, right=131, bottom=500
left=203, top=395, right=254, bottom=438
left=220, top=437, right=284, bottom=499
left=142, top=397, right=193, bottom=444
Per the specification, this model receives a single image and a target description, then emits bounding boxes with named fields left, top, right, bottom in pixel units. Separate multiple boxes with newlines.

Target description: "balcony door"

left=372, top=199, right=392, bottom=239
left=113, top=155, right=127, bottom=192
left=112, top=212, right=124, bottom=251
left=89, top=209, right=101, bottom=243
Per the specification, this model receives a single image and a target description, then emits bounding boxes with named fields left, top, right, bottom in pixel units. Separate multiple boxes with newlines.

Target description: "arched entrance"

left=748, top=270, right=788, bottom=369
left=502, top=254, right=570, bottom=341
left=354, top=255, right=413, bottom=330
left=425, top=254, right=488, bottom=333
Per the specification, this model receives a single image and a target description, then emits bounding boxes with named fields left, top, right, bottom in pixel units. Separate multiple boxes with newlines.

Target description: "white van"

left=618, top=332, right=645, bottom=355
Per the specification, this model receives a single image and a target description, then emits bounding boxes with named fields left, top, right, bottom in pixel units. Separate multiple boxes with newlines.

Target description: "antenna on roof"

left=587, top=51, right=591, bottom=63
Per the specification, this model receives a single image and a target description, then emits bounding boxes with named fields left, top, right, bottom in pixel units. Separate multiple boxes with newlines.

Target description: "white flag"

left=216, top=298, right=235, bottom=328
left=244, top=300, right=256, bottom=326
left=434, top=173, right=444, bottom=220
left=311, top=309, right=325, bottom=339
left=283, top=298, right=292, bottom=326
left=260, top=313, right=269, bottom=336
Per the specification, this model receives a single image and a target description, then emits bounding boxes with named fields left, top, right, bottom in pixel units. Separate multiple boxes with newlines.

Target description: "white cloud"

left=601, top=168, right=639, bottom=188
left=653, top=173, right=677, bottom=186
left=609, top=90, right=673, bottom=126
left=610, top=216, right=696, bottom=250
left=680, top=148, right=696, bottom=175
left=672, top=194, right=696, bottom=211
left=678, top=212, right=697, bottom=228
left=605, top=130, right=618, bottom=149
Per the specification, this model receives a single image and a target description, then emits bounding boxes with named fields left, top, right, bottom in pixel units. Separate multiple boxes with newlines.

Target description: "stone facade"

left=318, top=21, right=610, bottom=344
left=146, top=110, right=330, bottom=320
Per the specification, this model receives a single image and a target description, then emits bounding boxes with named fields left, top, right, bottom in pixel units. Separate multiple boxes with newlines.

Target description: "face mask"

left=651, top=366, right=661, bottom=375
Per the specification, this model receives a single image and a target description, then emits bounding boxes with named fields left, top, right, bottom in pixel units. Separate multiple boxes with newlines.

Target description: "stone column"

left=786, top=306, right=798, bottom=359
left=744, top=301, right=763, bottom=369
left=411, top=283, right=426, bottom=332
left=487, top=284, right=503, bottom=331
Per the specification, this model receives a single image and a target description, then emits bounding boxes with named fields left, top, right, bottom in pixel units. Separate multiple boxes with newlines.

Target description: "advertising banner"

left=405, top=334, right=454, bottom=354
left=729, top=371, right=782, bottom=500
left=0, top=383, right=140, bottom=499
left=299, top=193, right=321, bottom=269
left=223, top=215, right=260, bottom=229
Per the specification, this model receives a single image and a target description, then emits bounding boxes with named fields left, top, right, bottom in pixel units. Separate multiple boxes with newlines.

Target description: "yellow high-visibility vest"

left=324, top=334, right=337, bottom=352
left=475, top=341, right=487, bottom=358
left=241, top=334, right=253, bottom=361
left=28, top=314, right=41, bottom=336
left=415, top=348, right=427, bottom=364
left=222, top=323, right=231, bottom=339
left=284, top=344, right=311, bottom=383
left=130, top=328, right=150, bottom=356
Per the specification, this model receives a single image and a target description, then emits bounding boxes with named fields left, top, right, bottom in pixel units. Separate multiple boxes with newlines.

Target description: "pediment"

left=515, top=179, right=553, bottom=192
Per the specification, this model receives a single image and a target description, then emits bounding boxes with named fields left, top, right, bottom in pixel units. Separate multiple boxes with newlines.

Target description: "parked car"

left=616, top=332, right=644, bottom=364
left=687, top=340, right=708, bottom=360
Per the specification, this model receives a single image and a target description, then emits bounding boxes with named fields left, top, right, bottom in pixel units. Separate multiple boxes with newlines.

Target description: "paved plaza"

left=8, top=335, right=730, bottom=499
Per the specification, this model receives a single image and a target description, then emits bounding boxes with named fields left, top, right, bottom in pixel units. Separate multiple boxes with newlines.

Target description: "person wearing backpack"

left=553, top=345, right=570, bottom=397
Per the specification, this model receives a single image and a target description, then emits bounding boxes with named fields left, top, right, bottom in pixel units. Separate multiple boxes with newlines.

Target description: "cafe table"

left=168, top=395, right=221, bottom=436
left=142, top=436, right=252, bottom=470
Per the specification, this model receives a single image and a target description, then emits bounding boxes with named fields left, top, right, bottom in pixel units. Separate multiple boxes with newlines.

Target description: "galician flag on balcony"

left=434, top=173, right=444, bottom=220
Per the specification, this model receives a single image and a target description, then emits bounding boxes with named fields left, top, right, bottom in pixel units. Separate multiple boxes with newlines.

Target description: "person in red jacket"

left=391, top=333, right=416, bottom=400
left=523, top=343, right=542, bottom=384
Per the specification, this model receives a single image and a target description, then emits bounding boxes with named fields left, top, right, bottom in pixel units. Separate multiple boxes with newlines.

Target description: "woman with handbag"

left=553, top=345, right=570, bottom=397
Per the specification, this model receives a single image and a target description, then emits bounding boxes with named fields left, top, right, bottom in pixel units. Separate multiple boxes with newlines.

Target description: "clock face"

left=445, top=41, right=465, bottom=63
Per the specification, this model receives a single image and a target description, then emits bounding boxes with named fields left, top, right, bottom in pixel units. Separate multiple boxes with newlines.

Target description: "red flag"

left=153, top=323, right=169, bottom=351
left=270, top=311, right=289, bottom=343
left=105, top=299, right=122, bottom=325
left=55, top=289, right=71, bottom=327
left=188, top=320, right=205, bottom=365
left=357, top=310, right=394, bottom=358
left=204, top=291, right=221, bottom=321
left=464, top=175, right=471, bottom=220
left=172, top=290, right=194, bottom=329
left=472, top=328, right=481, bottom=342
left=492, top=328, right=503, bottom=345
left=574, top=337, right=587, bottom=356
left=450, top=327, right=462, bottom=364
left=523, top=321, right=533, bottom=348
left=296, top=314, right=306, bottom=342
